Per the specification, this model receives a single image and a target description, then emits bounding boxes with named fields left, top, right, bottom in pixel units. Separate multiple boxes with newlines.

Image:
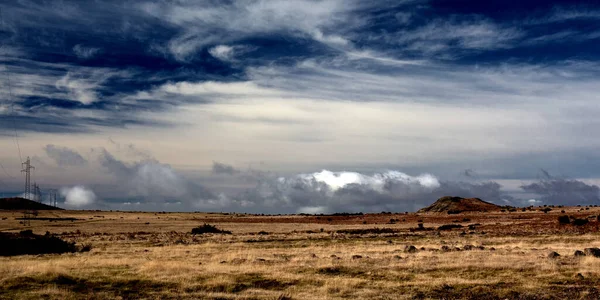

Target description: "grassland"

left=1, top=206, right=600, bottom=299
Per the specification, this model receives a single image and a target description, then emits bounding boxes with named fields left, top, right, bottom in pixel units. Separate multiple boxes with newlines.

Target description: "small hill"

left=418, top=196, right=501, bottom=214
left=0, top=197, right=62, bottom=210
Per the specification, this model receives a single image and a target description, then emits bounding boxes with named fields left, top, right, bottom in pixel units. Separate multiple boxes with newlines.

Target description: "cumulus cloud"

left=60, top=185, right=96, bottom=207
left=232, top=170, right=512, bottom=213
left=44, top=144, right=87, bottom=167
left=96, top=148, right=217, bottom=205
left=212, top=161, right=239, bottom=175
left=521, top=178, right=600, bottom=205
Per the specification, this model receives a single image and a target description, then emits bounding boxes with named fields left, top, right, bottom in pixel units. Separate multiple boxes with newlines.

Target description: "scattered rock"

left=574, top=250, right=586, bottom=257
left=351, top=255, right=363, bottom=259
left=462, top=245, right=475, bottom=251
left=489, top=247, right=496, bottom=251
left=575, top=273, right=585, bottom=280
left=477, top=246, right=486, bottom=250
left=310, top=253, right=318, bottom=258
left=404, top=245, right=418, bottom=253
left=255, top=258, right=267, bottom=262
left=388, top=240, right=393, bottom=244
left=441, top=245, right=451, bottom=252
left=584, top=248, right=600, bottom=257
left=330, top=254, right=337, bottom=258
left=393, top=255, right=402, bottom=260
left=548, top=251, right=560, bottom=259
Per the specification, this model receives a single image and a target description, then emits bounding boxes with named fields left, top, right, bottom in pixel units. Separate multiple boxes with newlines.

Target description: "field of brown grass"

left=1, top=206, right=600, bottom=299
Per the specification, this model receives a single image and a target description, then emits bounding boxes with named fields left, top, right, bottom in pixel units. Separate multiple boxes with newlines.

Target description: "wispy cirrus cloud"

left=72, top=44, right=101, bottom=60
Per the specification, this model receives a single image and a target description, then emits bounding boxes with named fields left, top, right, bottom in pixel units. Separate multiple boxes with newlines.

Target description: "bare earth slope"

left=0, top=197, right=62, bottom=211
left=418, top=196, right=501, bottom=213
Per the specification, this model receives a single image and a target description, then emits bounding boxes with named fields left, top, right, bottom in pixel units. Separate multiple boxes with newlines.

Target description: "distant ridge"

left=0, top=197, right=62, bottom=210
left=418, top=196, right=501, bottom=214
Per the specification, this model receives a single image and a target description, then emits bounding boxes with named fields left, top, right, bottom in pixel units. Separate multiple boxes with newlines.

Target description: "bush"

left=191, top=224, right=232, bottom=235
left=0, top=232, right=79, bottom=256
left=557, top=215, right=570, bottom=224
left=572, top=218, right=589, bottom=226
left=540, top=208, right=552, bottom=213
left=438, top=224, right=463, bottom=231
left=79, top=243, right=93, bottom=252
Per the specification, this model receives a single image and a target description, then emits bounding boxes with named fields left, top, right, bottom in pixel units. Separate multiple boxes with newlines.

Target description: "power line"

left=0, top=6, right=23, bottom=165
left=0, top=161, right=14, bottom=179
left=5, top=66, right=23, bottom=164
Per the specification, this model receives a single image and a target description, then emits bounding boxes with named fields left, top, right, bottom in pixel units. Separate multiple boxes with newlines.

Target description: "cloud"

left=212, top=161, right=239, bottom=175
left=44, top=144, right=87, bottom=167
left=141, top=0, right=365, bottom=61
left=209, top=45, right=235, bottom=61
left=60, top=185, right=96, bottom=207
left=96, top=148, right=217, bottom=205
left=463, top=169, right=476, bottom=178
left=72, top=44, right=101, bottom=60
left=55, top=72, right=101, bottom=105
left=520, top=178, right=600, bottom=205
left=233, top=169, right=512, bottom=213
left=387, top=18, right=523, bottom=58
left=208, top=45, right=254, bottom=61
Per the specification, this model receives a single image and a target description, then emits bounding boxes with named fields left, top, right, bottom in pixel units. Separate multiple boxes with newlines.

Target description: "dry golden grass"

left=1, top=207, right=599, bottom=299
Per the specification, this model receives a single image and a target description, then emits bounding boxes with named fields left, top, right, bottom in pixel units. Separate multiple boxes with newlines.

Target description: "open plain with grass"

left=1, top=205, right=600, bottom=299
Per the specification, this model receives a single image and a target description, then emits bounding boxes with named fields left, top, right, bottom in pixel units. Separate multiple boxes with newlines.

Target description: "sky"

left=1, top=0, right=600, bottom=213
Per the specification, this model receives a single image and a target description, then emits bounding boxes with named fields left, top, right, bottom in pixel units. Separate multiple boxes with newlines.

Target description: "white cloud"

left=208, top=45, right=235, bottom=61
left=72, top=44, right=101, bottom=59
left=140, top=0, right=366, bottom=61
left=300, top=170, right=440, bottom=192
left=60, top=185, right=96, bottom=207
left=158, top=80, right=281, bottom=97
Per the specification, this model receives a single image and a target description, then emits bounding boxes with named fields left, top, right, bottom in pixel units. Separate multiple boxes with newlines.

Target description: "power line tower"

left=32, top=183, right=42, bottom=202
left=47, top=189, right=58, bottom=207
left=21, top=157, right=34, bottom=200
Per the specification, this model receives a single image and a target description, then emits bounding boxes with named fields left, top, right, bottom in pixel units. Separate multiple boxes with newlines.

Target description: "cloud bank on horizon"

left=1, top=0, right=600, bottom=212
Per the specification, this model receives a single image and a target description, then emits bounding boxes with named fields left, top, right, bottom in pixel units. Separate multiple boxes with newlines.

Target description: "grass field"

left=1, top=206, right=600, bottom=299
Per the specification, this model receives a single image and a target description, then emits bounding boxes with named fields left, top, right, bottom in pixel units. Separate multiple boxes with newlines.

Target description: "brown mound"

left=0, top=197, right=62, bottom=210
left=418, top=196, right=501, bottom=214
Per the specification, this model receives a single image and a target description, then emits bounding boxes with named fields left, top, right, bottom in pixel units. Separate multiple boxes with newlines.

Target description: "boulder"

left=404, top=245, right=418, bottom=253
left=584, top=248, right=600, bottom=257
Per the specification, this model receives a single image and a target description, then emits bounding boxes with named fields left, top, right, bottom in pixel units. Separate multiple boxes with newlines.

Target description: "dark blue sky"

left=0, top=0, right=599, bottom=212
